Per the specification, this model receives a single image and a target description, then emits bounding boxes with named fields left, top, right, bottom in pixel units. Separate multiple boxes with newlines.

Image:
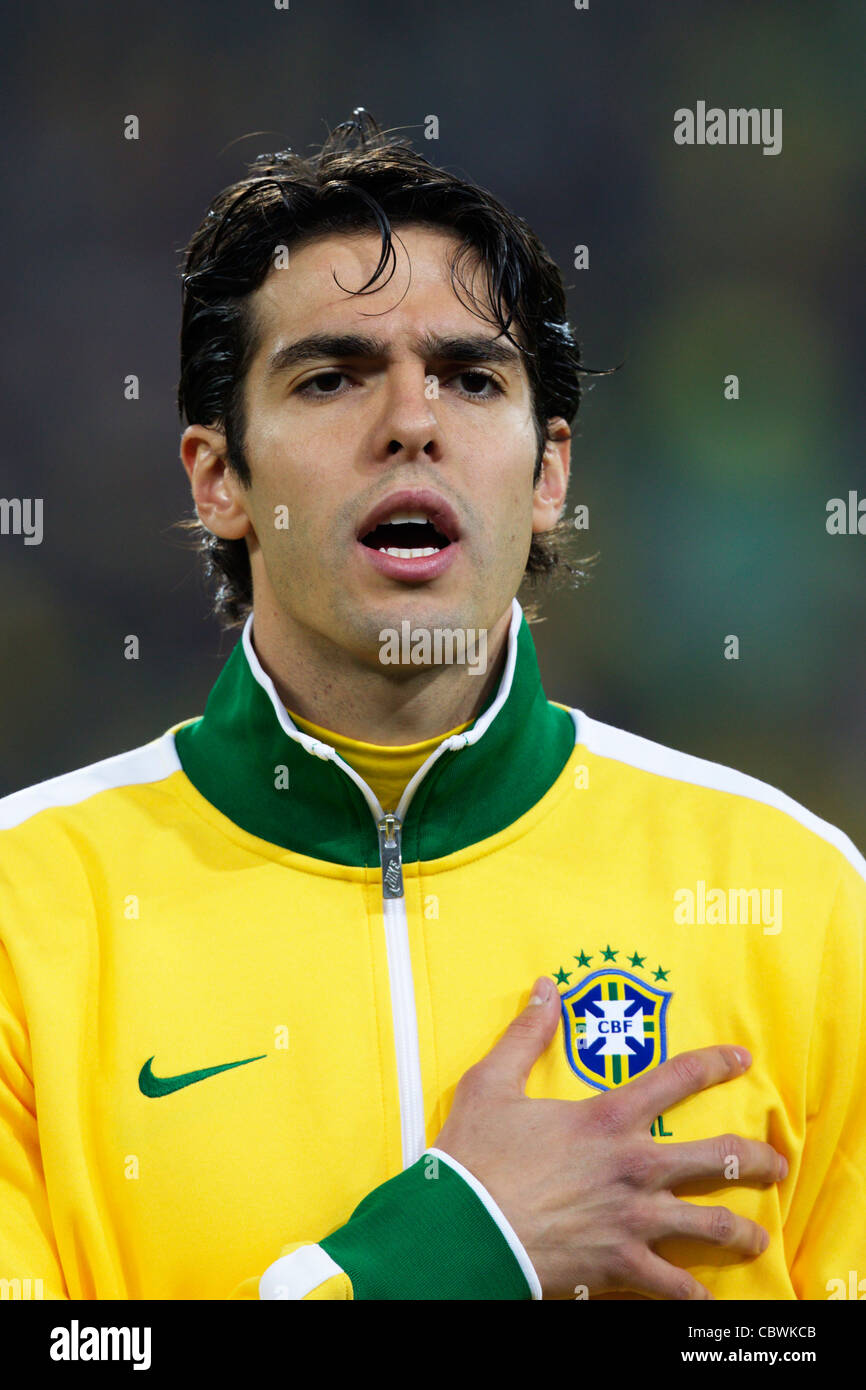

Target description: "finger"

left=616, top=1247, right=714, bottom=1301
left=655, top=1134, right=787, bottom=1191
left=601, top=1045, right=752, bottom=1130
left=475, top=976, right=561, bottom=1097
left=656, top=1193, right=769, bottom=1259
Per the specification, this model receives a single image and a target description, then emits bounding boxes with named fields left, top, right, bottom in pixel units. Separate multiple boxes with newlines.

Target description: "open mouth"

left=360, top=512, right=453, bottom=559
left=355, top=492, right=461, bottom=581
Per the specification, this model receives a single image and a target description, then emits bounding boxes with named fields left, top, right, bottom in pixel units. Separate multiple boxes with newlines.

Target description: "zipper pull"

left=377, top=813, right=404, bottom=899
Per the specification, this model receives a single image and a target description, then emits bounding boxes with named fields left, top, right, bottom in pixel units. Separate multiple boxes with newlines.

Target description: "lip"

left=358, top=539, right=459, bottom=583
left=356, top=488, right=461, bottom=545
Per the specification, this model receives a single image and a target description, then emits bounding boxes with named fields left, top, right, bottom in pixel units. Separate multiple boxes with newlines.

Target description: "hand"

left=432, top=976, right=787, bottom=1299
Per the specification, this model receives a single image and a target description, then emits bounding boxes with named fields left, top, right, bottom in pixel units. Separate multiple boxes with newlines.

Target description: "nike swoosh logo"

left=138, top=1053, right=267, bottom=1098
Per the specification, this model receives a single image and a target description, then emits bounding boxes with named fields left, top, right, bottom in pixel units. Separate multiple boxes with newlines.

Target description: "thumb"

left=481, top=976, right=561, bottom=1096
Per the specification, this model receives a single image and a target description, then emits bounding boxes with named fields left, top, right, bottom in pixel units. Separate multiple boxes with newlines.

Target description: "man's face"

left=199, top=223, right=568, bottom=666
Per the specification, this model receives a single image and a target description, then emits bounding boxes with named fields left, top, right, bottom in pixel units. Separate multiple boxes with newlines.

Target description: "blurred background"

left=1, top=0, right=863, bottom=847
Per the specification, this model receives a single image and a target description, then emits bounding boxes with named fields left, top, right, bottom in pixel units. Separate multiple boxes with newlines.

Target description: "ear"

left=531, top=418, right=571, bottom=534
left=179, top=424, right=253, bottom=541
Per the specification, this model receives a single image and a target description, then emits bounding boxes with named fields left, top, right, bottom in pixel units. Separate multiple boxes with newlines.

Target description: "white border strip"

left=426, top=1146, right=543, bottom=1300
left=259, top=1244, right=344, bottom=1300
left=457, top=597, right=522, bottom=744
left=242, top=614, right=328, bottom=752
left=0, top=731, right=182, bottom=831
left=241, top=600, right=526, bottom=845
left=241, top=597, right=523, bottom=756
left=572, top=709, right=866, bottom=884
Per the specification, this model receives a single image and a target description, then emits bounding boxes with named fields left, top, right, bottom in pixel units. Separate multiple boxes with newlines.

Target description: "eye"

left=295, top=370, right=353, bottom=397
left=294, top=367, right=504, bottom=400
left=452, top=369, right=504, bottom=399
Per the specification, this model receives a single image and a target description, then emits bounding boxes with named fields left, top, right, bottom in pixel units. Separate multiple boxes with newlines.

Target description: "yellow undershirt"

left=286, top=708, right=472, bottom=812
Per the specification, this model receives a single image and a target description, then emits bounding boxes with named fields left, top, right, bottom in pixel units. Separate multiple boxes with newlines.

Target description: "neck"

left=247, top=602, right=514, bottom=745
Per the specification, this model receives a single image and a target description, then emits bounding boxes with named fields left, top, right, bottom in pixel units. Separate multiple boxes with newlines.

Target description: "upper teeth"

left=384, top=511, right=429, bottom=525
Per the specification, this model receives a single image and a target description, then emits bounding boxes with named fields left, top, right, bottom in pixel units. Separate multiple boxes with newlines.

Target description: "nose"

left=374, top=362, right=443, bottom=463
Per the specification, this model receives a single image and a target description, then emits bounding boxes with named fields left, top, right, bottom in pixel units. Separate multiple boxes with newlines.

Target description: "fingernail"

left=529, top=977, right=551, bottom=1006
left=777, top=1154, right=789, bottom=1180
left=760, top=1229, right=769, bottom=1252
left=734, top=1047, right=752, bottom=1069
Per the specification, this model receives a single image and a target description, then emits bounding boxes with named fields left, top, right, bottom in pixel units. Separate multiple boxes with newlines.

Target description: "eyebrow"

left=264, top=331, right=525, bottom=380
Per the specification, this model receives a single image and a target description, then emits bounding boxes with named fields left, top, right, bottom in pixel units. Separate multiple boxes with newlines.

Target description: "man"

left=0, top=111, right=862, bottom=1302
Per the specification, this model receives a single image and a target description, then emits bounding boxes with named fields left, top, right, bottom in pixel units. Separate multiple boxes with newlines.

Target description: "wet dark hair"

left=176, top=109, right=603, bottom=626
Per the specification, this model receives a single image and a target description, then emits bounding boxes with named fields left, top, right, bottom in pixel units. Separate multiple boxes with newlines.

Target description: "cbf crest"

left=555, top=948, right=672, bottom=1092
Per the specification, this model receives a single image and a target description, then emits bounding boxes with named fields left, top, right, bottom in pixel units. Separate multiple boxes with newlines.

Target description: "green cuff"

left=320, top=1151, right=533, bottom=1299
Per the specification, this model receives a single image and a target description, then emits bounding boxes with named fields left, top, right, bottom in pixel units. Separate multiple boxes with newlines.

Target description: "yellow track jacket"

left=0, top=599, right=863, bottom=1300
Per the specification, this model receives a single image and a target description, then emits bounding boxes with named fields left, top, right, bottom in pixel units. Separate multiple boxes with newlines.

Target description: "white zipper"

left=241, top=600, right=523, bottom=1170
left=380, top=897, right=424, bottom=1166
left=349, top=748, right=458, bottom=1168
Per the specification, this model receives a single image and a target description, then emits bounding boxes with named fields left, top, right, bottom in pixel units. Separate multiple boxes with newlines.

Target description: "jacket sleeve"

left=230, top=1148, right=541, bottom=1300
left=0, top=941, right=68, bottom=1300
left=787, top=856, right=866, bottom=1299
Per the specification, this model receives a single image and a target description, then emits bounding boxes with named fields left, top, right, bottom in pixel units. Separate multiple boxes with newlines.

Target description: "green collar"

left=174, top=600, right=575, bottom=866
